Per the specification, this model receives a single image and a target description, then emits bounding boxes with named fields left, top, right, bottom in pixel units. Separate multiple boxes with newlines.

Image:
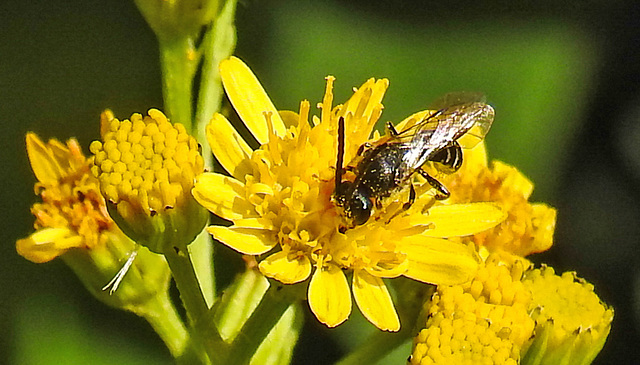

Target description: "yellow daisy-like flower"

left=17, top=133, right=170, bottom=310
left=193, top=57, right=505, bottom=331
left=443, top=142, right=557, bottom=256
left=17, top=133, right=111, bottom=263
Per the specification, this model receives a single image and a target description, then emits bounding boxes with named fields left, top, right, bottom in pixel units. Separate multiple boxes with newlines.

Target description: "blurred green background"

left=2, top=0, right=639, bottom=363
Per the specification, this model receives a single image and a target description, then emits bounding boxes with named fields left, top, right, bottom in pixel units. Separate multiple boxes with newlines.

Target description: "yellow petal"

left=308, top=264, right=351, bottom=327
left=401, top=236, right=478, bottom=285
left=206, top=226, right=276, bottom=255
left=25, top=133, right=65, bottom=184
left=206, top=113, right=253, bottom=180
left=192, top=172, right=254, bottom=221
left=278, top=110, right=300, bottom=129
left=419, top=203, right=506, bottom=238
left=395, top=110, right=432, bottom=132
left=233, top=217, right=275, bottom=230
left=493, top=160, right=534, bottom=199
left=459, top=140, right=488, bottom=170
left=16, top=227, right=82, bottom=263
left=258, top=251, right=311, bottom=284
left=364, top=251, right=408, bottom=278
left=352, top=270, right=400, bottom=332
left=219, top=57, right=286, bottom=144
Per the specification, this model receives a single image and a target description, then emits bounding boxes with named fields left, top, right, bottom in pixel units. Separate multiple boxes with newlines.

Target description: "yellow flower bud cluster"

left=17, top=133, right=171, bottom=311
left=410, top=254, right=534, bottom=365
left=521, top=266, right=614, bottom=364
left=89, top=109, right=207, bottom=253
left=90, top=109, right=203, bottom=214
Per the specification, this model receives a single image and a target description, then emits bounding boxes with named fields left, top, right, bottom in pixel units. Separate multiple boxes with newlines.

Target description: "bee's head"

left=347, top=189, right=373, bottom=226
left=333, top=181, right=372, bottom=228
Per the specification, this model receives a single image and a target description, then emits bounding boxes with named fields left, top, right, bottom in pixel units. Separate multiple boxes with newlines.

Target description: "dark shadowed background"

left=2, top=0, right=639, bottom=363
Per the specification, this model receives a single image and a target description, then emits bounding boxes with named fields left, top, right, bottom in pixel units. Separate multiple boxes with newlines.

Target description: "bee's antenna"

left=335, top=116, right=346, bottom=191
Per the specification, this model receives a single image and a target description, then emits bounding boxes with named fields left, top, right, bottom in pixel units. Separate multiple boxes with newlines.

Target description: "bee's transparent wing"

left=415, top=102, right=493, bottom=145
left=456, top=104, right=494, bottom=149
left=428, top=92, right=486, bottom=110
left=391, top=92, right=486, bottom=142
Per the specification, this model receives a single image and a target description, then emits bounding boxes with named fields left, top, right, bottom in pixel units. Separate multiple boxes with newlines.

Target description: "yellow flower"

left=192, top=57, right=505, bottom=331
left=17, top=133, right=170, bottom=311
left=411, top=248, right=614, bottom=364
left=89, top=109, right=208, bottom=254
left=522, top=266, right=614, bottom=365
left=17, top=133, right=109, bottom=263
left=443, top=143, right=557, bottom=256
left=410, top=251, right=535, bottom=365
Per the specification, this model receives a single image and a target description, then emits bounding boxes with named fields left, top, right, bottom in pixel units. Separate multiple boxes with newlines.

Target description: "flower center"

left=90, top=109, right=203, bottom=215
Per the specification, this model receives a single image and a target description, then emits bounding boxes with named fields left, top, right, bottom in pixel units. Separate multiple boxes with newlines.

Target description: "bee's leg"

left=416, top=168, right=450, bottom=200
left=356, top=142, right=373, bottom=156
left=385, top=184, right=416, bottom=223
left=386, top=121, right=400, bottom=137
left=403, top=183, right=416, bottom=210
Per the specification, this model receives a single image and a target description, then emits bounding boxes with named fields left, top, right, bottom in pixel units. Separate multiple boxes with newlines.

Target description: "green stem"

left=189, top=0, right=238, bottom=328
left=159, top=35, right=198, bottom=129
left=335, top=327, right=412, bottom=365
left=163, top=243, right=209, bottom=323
left=163, top=242, right=225, bottom=364
left=224, top=283, right=294, bottom=365
left=138, top=291, right=190, bottom=358
left=195, top=0, right=237, bottom=153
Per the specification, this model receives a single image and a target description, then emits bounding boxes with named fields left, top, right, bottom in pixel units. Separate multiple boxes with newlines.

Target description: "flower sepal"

left=106, top=194, right=209, bottom=255
left=62, top=230, right=171, bottom=313
left=134, top=0, right=220, bottom=40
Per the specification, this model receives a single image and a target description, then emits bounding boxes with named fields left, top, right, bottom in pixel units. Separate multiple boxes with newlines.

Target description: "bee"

left=332, top=93, right=495, bottom=229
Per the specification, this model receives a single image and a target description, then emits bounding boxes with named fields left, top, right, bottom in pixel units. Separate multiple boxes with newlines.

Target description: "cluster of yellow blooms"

left=412, top=253, right=534, bottom=364
left=16, top=133, right=171, bottom=312
left=410, top=139, right=612, bottom=364
left=17, top=56, right=612, bottom=363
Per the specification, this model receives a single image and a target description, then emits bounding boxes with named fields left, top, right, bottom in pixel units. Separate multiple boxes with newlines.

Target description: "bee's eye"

left=349, top=191, right=372, bottom=226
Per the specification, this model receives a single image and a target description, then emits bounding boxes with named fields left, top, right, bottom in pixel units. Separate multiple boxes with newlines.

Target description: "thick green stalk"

left=163, top=243, right=209, bottom=324
left=195, top=0, right=238, bottom=153
left=224, top=283, right=295, bottom=365
left=138, top=290, right=190, bottom=358
left=163, top=241, right=226, bottom=364
left=159, top=35, right=198, bottom=129
left=189, top=0, right=238, bottom=310
left=190, top=228, right=215, bottom=307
